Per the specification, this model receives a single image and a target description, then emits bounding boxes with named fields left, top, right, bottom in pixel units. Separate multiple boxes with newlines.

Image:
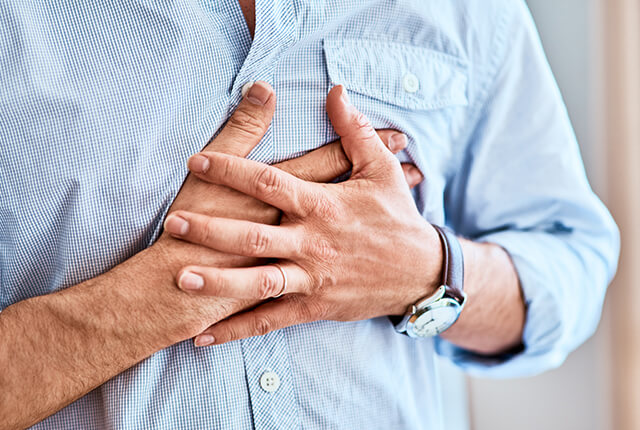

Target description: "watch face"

left=407, top=299, right=462, bottom=338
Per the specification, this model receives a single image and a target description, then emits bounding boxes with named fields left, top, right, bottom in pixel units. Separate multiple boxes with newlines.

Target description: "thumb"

left=202, top=81, right=276, bottom=157
left=326, top=85, right=391, bottom=173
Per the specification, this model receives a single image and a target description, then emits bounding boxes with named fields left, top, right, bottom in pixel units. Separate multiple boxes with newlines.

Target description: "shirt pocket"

left=323, top=38, right=468, bottom=112
left=323, top=38, right=469, bottom=221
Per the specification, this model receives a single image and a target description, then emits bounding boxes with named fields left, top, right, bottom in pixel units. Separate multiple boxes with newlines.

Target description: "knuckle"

left=289, top=234, right=305, bottom=259
left=243, top=225, right=270, bottom=256
left=227, top=107, right=269, bottom=137
left=221, top=324, right=240, bottom=342
left=201, top=218, right=218, bottom=244
left=252, top=317, right=273, bottom=337
left=254, top=166, right=284, bottom=198
left=350, top=112, right=376, bottom=138
left=305, top=270, right=337, bottom=296
left=257, top=269, right=280, bottom=299
left=308, top=196, right=340, bottom=222
left=296, top=298, right=328, bottom=322
left=219, top=155, right=236, bottom=180
left=318, top=272, right=338, bottom=290
left=305, top=238, right=338, bottom=262
left=206, top=270, right=225, bottom=293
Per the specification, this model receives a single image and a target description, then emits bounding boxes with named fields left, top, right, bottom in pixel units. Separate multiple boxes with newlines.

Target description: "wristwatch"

left=393, top=225, right=467, bottom=338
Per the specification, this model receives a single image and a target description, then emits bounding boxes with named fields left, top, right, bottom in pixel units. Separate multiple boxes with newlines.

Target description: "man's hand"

left=0, top=81, right=423, bottom=430
left=163, top=85, right=441, bottom=345
left=154, top=81, right=421, bottom=335
left=157, top=81, right=422, bottom=276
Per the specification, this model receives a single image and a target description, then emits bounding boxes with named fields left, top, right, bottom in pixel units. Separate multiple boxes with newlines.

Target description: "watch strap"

left=432, top=225, right=465, bottom=303
left=390, top=225, right=466, bottom=333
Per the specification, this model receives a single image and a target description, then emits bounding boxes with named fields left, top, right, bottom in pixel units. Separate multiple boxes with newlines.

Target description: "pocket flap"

left=323, top=38, right=468, bottom=111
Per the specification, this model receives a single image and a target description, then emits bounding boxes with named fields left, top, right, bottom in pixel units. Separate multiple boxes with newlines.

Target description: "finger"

left=275, top=130, right=407, bottom=183
left=201, top=81, right=276, bottom=157
left=175, top=262, right=309, bottom=299
left=187, top=152, right=314, bottom=216
left=164, top=212, right=299, bottom=258
left=401, top=164, right=424, bottom=189
left=276, top=141, right=350, bottom=182
left=325, top=85, right=393, bottom=173
left=194, top=296, right=319, bottom=346
left=378, top=130, right=408, bottom=154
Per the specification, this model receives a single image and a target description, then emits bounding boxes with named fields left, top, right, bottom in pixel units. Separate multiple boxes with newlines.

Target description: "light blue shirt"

left=0, top=0, right=619, bottom=429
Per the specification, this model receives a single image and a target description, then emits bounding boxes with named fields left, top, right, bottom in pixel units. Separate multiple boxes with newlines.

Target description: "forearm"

left=0, top=79, right=370, bottom=428
left=0, top=137, right=358, bottom=429
left=440, top=238, right=525, bottom=355
left=0, top=244, right=248, bottom=430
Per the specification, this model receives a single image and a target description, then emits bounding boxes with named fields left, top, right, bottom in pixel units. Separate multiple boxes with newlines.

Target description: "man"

left=0, top=1, right=619, bottom=429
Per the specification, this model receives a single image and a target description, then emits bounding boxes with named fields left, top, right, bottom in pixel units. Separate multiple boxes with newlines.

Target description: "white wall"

left=467, top=1, right=614, bottom=429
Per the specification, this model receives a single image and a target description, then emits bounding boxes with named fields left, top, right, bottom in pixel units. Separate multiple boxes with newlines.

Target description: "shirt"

left=0, top=0, right=619, bottom=429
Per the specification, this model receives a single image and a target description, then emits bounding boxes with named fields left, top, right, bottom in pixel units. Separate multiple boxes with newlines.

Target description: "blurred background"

left=446, top=0, right=640, bottom=429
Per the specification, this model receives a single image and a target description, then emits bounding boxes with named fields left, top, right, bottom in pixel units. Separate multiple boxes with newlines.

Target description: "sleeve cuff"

left=436, top=229, right=589, bottom=378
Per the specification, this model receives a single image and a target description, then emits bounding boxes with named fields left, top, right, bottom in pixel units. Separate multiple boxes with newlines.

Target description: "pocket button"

left=402, top=73, right=420, bottom=93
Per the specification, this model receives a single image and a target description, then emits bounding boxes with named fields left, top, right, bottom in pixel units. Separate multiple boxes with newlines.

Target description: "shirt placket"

left=241, top=330, right=301, bottom=430
left=231, top=0, right=301, bottom=429
left=227, top=0, right=298, bottom=163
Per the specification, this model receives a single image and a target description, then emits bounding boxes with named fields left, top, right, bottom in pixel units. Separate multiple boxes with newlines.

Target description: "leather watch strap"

left=432, top=225, right=465, bottom=303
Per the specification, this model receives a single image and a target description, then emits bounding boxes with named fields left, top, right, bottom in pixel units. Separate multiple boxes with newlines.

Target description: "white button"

left=241, top=81, right=254, bottom=98
left=402, top=73, right=420, bottom=93
left=259, top=371, right=280, bottom=393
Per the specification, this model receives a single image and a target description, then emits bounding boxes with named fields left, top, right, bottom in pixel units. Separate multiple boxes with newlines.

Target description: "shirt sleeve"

left=435, top=0, right=620, bottom=378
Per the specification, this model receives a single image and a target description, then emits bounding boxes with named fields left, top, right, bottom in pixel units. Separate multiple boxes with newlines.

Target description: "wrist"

left=146, top=241, right=259, bottom=340
left=117, top=246, right=205, bottom=343
left=394, top=222, right=443, bottom=315
left=392, top=224, right=467, bottom=338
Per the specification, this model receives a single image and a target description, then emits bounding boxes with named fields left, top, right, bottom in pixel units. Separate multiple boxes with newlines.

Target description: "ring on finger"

left=272, top=264, right=288, bottom=298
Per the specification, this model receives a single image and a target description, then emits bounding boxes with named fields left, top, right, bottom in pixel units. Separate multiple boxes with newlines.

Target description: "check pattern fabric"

left=0, top=0, right=619, bottom=429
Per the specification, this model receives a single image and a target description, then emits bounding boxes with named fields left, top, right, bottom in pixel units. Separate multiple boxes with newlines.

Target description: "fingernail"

left=241, top=81, right=254, bottom=98
left=408, top=166, right=423, bottom=184
left=389, top=133, right=408, bottom=152
left=179, top=271, right=204, bottom=291
left=188, top=154, right=210, bottom=173
left=164, top=215, right=189, bottom=236
left=339, top=85, right=351, bottom=106
left=194, top=334, right=215, bottom=347
left=246, top=81, right=272, bottom=106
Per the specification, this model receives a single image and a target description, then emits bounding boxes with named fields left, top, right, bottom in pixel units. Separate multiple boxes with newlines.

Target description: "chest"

left=0, top=0, right=473, bottom=294
left=237, top=0, right=256, bottom=37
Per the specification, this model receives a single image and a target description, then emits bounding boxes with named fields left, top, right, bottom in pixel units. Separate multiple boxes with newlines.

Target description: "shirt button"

left=241, top=81, right=254, bottom=98
left=259, top=371, right=281, bottom=393
left=402, top=72, right=420, bottom=93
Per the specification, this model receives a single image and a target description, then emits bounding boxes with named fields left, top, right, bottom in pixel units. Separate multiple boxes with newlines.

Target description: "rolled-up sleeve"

left=435, top=0, right=620, bottom=378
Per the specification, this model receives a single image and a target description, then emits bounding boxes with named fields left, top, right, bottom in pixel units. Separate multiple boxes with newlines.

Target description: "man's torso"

left=0, top=1, right=507, bottom=428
